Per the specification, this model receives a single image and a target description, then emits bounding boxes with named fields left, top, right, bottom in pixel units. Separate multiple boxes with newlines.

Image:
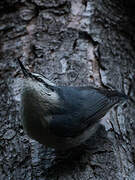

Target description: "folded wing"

left=45, top=86, right=125, bottom=137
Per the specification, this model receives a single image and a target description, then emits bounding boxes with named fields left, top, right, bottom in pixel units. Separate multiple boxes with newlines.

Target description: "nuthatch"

left=18, top=59, right=128, bottom=150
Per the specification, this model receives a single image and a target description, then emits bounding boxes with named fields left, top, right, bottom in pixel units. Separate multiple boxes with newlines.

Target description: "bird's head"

left=17, top=58, right=58, bottom=105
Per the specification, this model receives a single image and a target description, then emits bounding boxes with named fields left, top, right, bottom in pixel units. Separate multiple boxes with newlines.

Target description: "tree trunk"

left=0, top=0, right=135, bottom=179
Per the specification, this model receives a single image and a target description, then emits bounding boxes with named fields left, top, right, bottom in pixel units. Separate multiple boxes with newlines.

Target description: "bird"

left=18, top=58, right=128, bottom=151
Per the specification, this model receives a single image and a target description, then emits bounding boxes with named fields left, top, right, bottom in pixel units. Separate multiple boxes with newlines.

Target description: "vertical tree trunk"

left=0, top=0, right=135, bottom=179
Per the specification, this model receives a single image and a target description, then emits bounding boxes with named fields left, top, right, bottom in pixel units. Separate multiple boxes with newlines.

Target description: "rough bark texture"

left=0, top=0, right=135, bottom=179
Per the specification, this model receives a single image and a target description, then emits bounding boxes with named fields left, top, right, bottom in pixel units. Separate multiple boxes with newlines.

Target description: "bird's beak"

left=17, top=58, right=31, bottom=78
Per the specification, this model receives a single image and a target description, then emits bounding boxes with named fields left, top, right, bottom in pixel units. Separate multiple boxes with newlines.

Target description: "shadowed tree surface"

left=0, top=0, right=135, bottom=179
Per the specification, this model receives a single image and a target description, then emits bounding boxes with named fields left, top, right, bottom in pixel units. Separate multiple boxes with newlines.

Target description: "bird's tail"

left=104, top=91, right=128, bottom=113
left=99, top=89, right=128, bottom=106
left=107, top=90, right=128, bottom=102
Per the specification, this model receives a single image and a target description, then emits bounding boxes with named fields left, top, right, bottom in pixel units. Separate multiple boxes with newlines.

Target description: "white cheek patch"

left=49, top=91, right=59, bottom=104
left=39, top=85, right=59, bottom=105
left=25, top=79, right=59, bottom=105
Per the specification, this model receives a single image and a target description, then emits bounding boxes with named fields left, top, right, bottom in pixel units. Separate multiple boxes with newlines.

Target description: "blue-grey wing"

left=49, top=86, right=124, bottom=137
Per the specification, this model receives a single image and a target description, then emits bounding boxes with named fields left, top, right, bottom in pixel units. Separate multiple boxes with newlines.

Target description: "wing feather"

left=48, top=86, right=119, bottom=137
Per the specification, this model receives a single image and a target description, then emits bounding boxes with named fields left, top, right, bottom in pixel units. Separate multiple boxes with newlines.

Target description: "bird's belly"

left=22, top=113, right=63, bottom=149
left=22, top=110, right=99, bottom=150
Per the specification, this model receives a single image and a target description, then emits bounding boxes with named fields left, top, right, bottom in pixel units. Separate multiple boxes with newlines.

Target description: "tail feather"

left=108, top=91, right=128, bottom=104
left=99, top=89, right=128, bottom=103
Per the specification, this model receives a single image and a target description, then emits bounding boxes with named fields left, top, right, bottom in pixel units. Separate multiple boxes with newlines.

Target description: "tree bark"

left=0, top=0, right=135, bottom=179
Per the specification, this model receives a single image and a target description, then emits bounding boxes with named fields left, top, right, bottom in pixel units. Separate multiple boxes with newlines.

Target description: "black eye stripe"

left=34, top=76, right=48, bottom=86
left=33, top=76, right=44, bottom=83
left=33, top=75, right=55, bottom=92
left=38, top=78, right=44, bottom=83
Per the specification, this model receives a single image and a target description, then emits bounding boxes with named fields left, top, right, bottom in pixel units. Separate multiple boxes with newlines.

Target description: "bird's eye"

left=38, top=78, right=43, bottom=83
left=34, top=76, right=43, bottom=83
left=33, top=75, right=55, bottom=92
